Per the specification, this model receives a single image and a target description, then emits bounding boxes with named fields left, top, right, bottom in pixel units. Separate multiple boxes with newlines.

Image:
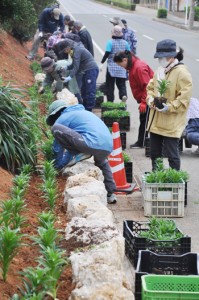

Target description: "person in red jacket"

left=114, top=50, right=154, bottom=148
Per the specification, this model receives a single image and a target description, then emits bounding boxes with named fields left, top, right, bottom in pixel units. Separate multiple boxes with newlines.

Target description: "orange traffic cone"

left=108, top=122, right=135, bottom=193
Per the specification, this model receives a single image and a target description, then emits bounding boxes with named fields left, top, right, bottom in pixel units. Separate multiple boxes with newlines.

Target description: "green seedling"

left=139, top=217, right=183, bottom=241
left=38, top=247, right=68, bottom=299
left=101, top=101, right=126, bottom=109
left=11, top=185, right=26, bottom=199
left=42, top=187, right=58, bottom=210
left=122, top=151, right=131, bottom=163
left=40, top=138, right=54, bottom=161
left=145, top=168, right=189, bottom=184
left=0, top=198, right=26, bottom=229
left=41, top=160, right=58, bottom=180
left=0, top=227, right=25, bottom=281
left=12, top=173, right=30, bottom=191
left=103, top=109, right=130, bottom=118
left=38, top=211, right=56, bottom=229
left=20, top=164, right=33, bottom=176
left=18, top=266, right=49, bottom=297
left=40, top=178, right=57, bottom=193
left=157, top=79, right=171, bottom=97
left=32, top=225, right=61, bottom=250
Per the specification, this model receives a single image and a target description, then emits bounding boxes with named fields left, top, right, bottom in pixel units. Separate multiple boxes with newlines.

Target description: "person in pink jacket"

left=114, top=50, right=154, bottom=148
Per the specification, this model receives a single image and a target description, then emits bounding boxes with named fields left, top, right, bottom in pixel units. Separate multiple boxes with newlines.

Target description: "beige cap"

left=53, top=8, right=61, bottom=20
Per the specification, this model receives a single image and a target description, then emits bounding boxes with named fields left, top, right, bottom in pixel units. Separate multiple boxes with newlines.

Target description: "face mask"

left=158, top=57, right=170, bottom=68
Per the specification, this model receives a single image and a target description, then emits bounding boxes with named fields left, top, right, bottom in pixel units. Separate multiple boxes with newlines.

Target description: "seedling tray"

left=123, top=220, right=191, bottom=268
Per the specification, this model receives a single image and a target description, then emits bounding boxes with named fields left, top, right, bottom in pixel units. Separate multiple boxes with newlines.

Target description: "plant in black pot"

left=154, top=79, right=170, bottom=109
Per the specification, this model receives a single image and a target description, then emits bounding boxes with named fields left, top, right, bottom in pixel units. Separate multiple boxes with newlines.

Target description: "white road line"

left=60, top=2, right=105, bottom=56
left=196, top=59, right=199, bottom=62
left=143, top=35, right=154, bottom=40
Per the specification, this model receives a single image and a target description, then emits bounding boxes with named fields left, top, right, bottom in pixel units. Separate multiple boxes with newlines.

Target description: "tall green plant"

left=0, top=79, right=37, bottom=173
left=38, top=247, right=68, bottom=299
left=0, top=227, right=25, bottom=281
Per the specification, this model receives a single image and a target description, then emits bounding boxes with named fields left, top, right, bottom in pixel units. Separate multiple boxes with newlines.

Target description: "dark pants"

left=80, top=67, right=99, bottom=111
left=138, top=106, right=149, bottom=146
left=52, top=124, right=116, bottom=194
left=150, top=132, right=180, bottom=171
left=106, top=70, right=127, bottom=102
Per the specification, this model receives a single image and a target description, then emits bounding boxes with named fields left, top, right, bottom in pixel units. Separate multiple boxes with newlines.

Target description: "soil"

left=154, top=96, right=167, bottom=109
left=0, top=30, right=76, bottom=299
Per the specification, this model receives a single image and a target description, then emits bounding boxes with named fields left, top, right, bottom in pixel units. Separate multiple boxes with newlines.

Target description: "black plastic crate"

left=102, top=116, right=130, bottom=131
left=121, top=132, right=126, bottom=150
left=94, top=95, right=104, bottom=108
left=135, top=250, right=198, bottom=300
left=96, top=82, right=107, bottom=95
left=123, top=220, right=191, bottom=268
left=125, top=162, right=133, bottom=183
left=145, top=137, right=150, bottom=157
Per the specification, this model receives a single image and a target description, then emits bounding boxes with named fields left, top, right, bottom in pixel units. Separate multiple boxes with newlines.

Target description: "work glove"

left=38, top=86, right=44, bottom=94
left=139, top=102, right=147, bottom=114
left=61, top=76, right=72, bottom=83
left=156, top=103, right=169, bottom=112
left=147, top=96, right=154, bottom=108
left=99, top=63, right=103, bottom=72
left=38, top=32, right=43, bottom=38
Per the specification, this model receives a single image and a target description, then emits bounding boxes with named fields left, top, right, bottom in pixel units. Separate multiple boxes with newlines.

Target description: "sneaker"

left=66, top=153, right=92, bottom=167
left=122, top=95, right=128, bottom=102
left=130, top=142, right=143, bottom=149
left=107, top=193, right=117, bottom=204
left=25, top=55, right=34, bottom=61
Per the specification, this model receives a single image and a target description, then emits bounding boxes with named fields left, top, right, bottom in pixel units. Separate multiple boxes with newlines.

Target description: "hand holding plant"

left=154, top=79, right=171, bottom=109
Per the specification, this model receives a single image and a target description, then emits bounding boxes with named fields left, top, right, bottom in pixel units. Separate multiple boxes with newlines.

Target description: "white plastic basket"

left=142, top=177, right=185, bottom=217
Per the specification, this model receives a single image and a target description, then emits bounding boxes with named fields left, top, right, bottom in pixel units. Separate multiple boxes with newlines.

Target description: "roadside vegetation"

left=0, top=0, right=59, bottom=42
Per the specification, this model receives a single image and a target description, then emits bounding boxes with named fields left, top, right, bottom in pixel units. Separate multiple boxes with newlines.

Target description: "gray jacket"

left=68, top=44, right=98, bottom=78
left=42, top=59, right=79, bottom=94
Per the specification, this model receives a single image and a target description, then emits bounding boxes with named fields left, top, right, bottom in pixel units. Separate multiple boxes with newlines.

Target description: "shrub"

left=194, top=6, right=199, bottom=21
left=0, top=0, right=59, bottom=41
left=157, top=8, right=167, bottom=18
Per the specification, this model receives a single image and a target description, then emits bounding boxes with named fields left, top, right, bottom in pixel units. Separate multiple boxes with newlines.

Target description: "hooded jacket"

left=146, top=64, right=192, bottom=138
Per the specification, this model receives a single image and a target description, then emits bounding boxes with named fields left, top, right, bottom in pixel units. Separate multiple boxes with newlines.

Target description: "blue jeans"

left=81, top=67, right=99, bottom=111
left=52, top=124, right=116, bottom=194
left=186, top=118, right=199, bottom=146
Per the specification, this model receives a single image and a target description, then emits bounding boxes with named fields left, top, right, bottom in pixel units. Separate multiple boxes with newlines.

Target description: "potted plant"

left=154, top=79, right=170, bottom=109
left=123, top=151, right=133, bottom=183
left=102, top=109, right=130, bottom=131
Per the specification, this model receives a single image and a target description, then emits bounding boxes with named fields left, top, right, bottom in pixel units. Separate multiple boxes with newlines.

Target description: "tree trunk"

left=188, top=0, right=195, bottom=29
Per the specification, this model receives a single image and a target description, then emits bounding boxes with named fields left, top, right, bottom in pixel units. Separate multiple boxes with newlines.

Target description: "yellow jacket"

left=146, top=64, right=192, bottom=138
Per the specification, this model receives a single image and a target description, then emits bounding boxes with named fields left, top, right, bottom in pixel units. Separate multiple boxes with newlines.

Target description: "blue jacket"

left=38, top=8, right=64, bottom=33
left=52, top=104, right=113, bottom=168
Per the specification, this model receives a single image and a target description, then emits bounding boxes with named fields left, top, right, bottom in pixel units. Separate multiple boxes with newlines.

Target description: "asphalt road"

left=59, top=0, right=199, bottom=253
